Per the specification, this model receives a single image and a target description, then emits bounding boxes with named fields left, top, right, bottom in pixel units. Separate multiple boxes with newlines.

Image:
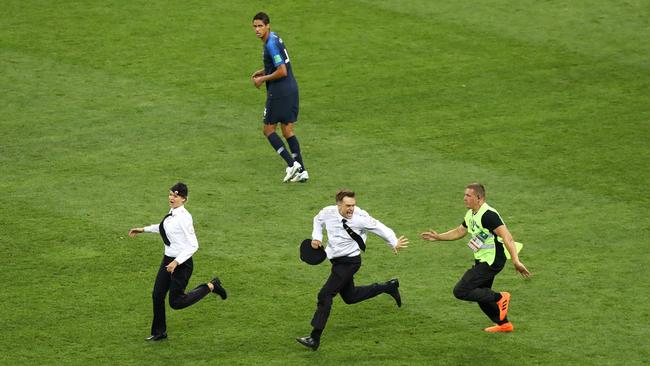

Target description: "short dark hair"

left=335, top=189, right=355, bottom=202
left=465, top=183, right=486, bottom=199
left=253, top=12, right=270, bottom=25
left=170, top=182, right=188, bottom=198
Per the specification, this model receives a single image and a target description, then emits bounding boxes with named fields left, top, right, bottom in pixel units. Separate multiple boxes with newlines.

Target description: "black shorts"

left=264, top=92, right=299, bottom=125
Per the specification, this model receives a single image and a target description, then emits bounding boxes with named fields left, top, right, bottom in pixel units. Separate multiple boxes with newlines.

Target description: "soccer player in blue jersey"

left=251, top=12, right=308, bottom=183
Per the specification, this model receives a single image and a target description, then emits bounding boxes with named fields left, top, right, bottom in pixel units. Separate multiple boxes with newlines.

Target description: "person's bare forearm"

left=437, top=227, right=465, bottom=241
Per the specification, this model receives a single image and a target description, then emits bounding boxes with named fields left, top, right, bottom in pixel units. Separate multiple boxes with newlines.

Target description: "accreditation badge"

left=466, top=236, right=484, bottom=252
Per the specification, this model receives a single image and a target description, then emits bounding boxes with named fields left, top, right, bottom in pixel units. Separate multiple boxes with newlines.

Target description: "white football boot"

left=283, top=162, right=302, bottom=182
left=290, top=170, right=309, bottom=183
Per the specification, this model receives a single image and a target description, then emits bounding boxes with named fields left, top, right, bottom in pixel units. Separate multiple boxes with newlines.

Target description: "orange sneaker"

left=496, top=292, right=510, bottom=321
left=484, top=322, right=514, bottom=333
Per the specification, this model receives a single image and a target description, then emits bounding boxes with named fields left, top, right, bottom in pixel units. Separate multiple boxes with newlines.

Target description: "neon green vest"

left=464, top=203, right=501, bottom=265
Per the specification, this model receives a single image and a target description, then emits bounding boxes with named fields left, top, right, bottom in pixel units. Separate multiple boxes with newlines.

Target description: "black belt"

left=330, top=255, right=361, bottom=265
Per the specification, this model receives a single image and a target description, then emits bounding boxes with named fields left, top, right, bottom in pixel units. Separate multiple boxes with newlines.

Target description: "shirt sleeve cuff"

left=174, top=253, right=190, bottom=265
left=143, top=224, right=158, bottom=233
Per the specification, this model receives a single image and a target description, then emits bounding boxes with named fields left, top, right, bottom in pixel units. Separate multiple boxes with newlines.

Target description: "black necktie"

left=342, top=218, right=365, bottom=251
left=159, top=212, right=172, bottom=246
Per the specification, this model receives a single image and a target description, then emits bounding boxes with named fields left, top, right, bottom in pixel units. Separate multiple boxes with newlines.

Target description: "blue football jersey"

left=263, top=32, right=298, bottom=98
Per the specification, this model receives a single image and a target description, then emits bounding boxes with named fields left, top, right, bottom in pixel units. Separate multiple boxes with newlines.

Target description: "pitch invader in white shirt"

left=296, top=189, right=409, bottom=351
left=128, top=182, right=228, bottom=341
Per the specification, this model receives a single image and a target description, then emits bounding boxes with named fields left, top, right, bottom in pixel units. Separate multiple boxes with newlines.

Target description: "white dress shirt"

left=312, top=205, right=398, bottom=260
left=143, top=205, right=198, bottom=265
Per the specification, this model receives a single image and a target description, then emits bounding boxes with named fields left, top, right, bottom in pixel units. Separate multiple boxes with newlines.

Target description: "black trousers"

left=453, top=260, right=507, bottom=324
left=151, top=255, right=211, bottom=336
left=311, top=256, right=390, bottom=331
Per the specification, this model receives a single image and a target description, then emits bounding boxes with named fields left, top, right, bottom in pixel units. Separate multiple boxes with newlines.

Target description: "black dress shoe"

left=145, top=333, right=167, bottom=341
left=210, top=277, right=228, bottom=300
left=386, top=278, right=402, bottom=307
left=296, top=336, right=319, bottom=351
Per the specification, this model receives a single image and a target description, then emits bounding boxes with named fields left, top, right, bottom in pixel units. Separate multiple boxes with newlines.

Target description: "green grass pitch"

left=1, top=1, right=648, bottom=365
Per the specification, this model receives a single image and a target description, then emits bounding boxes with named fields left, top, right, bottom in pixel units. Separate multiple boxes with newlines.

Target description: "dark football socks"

left=286, top=135, right=305, bottom=170
left=267, top=132, right=294, bottom=166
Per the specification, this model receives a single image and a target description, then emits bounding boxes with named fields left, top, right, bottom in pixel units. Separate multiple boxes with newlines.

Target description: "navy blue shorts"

left=264, top=92, right=299, bottom=125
